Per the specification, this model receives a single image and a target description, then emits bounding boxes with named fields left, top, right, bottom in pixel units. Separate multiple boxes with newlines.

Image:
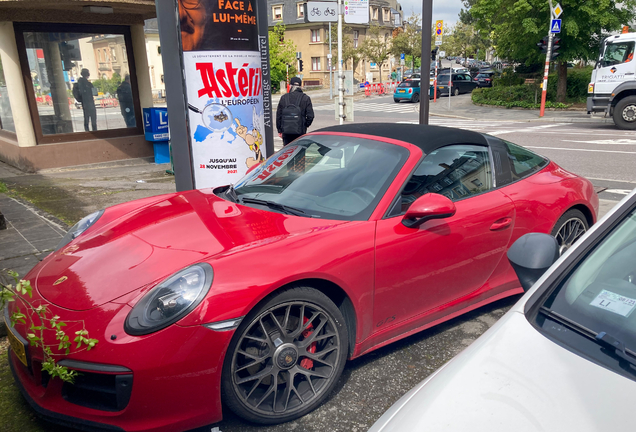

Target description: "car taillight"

left=485, top=78, right=491, bottom=81
left=588, top=83, right=594, bottom=93
left=408, top=88, right=413, bottom=93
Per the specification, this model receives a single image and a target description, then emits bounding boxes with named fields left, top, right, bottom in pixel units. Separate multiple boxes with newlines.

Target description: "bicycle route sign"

left=307, top=1, right=338, bottom=22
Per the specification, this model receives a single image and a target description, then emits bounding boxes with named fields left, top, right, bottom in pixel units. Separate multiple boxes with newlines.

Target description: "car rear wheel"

left=613, top=96, right=636, bottom=130
left=412, top=93, right=420, bottom=103
left=222, top=287, right=348, bottom=424
left=551, top=209, right=589, bottom=255
left=394, top=98, right=400, bottom=103
left=453, top=88, right=460, bottom=96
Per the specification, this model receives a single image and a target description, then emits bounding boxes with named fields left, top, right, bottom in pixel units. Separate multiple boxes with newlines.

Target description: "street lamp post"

left=419, top=0, right=433, bottom=124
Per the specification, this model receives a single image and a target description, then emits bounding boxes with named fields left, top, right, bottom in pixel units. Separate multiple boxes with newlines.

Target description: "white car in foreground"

left=370, top=189, right=636, bottom=432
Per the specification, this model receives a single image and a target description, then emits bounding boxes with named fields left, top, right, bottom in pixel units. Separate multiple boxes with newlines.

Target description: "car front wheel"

left=551, top=209, right=589, bottom=255
left=222, top=287, right=348, bottom=424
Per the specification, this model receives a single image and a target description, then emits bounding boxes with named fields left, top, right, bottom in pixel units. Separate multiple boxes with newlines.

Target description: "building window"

left=311, top=29, right=321, bottom=43
left=311, top=57, right=321, bottom=71
left=272, top=5, right=283, bottom=20
left=0, top=55, right=16, bottom=133
left=297, top=2, right=304, bottom=18
left=157, top=46, right=162, bottom=55
left=353, top=30, right=359, bottom=48
left=15, top=23, right=141, bottom=143
left=382, top=8, right=390, bottom=22
left=371, top=7, right=378, bottom=21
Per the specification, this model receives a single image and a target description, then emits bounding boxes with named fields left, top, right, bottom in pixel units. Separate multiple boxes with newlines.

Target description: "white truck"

left=587, top=32, right=636, bottom=129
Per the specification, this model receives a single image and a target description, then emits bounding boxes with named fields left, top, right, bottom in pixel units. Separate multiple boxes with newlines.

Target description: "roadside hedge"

left=546, top=66, right=593, bottom=101
left=472, top=86, right=570, bottom=109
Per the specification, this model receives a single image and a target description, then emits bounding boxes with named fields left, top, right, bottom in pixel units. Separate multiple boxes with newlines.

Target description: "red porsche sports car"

left=6, top=124, right=598, bottom=431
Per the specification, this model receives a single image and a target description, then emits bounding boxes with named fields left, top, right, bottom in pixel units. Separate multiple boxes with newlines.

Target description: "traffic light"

left=551, top=37, right=561, bottom=60
left=431, top=48, right=438, bottom=61
left=537, top=37, right=549, bottom=54
left=537, top=36, right=561, bottom=60
left=299, top=59, right=304, bottom=72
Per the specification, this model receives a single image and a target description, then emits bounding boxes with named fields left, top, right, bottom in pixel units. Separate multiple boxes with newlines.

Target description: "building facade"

left=0, top=0, right=156, bottom=171
left=267, top=0, right=403, bottom=85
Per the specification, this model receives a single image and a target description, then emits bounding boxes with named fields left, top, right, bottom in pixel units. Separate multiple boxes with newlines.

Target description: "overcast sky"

left=398, top=0, right=464, bottom=28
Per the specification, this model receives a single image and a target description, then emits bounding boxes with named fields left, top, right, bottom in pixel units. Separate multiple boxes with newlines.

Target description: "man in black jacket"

left=276, top=77, right=314, bottom=146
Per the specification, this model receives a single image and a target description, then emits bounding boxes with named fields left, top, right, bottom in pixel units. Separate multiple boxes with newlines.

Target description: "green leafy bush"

left=493, top=67, right=525, bottom=87
left=472, top=86, right=571, bottom=109
left=546, top=66, right=593, bottom=101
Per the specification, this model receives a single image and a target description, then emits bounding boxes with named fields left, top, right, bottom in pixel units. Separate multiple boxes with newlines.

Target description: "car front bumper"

left=7, top=300, right=234, bottom=432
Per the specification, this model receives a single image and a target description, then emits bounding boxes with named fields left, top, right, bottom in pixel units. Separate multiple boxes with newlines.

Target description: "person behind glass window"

left=116, top=75, right=135, bottom=127
left=73, top=69, right=97, bottom=131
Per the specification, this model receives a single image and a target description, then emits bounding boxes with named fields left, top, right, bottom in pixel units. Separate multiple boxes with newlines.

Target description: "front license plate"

left=5, top=320, right=28, bottom=367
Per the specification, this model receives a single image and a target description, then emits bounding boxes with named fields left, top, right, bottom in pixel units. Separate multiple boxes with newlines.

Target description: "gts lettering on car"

left=376, top=316, right=396, bottom=327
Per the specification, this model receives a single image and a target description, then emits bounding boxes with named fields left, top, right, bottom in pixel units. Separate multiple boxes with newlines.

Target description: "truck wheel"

left=613, top=96, right=636, bottom=130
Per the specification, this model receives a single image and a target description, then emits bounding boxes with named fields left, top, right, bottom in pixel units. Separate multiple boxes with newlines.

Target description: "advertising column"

left=178, top=0, right=268, bottom=189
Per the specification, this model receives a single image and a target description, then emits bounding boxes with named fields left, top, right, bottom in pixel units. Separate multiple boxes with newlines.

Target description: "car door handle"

left=490, top=217, right=512, bottom=231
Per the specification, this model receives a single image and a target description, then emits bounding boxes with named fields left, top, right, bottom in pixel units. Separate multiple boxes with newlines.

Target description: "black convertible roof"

left=315, top=123, right=488, bottom=154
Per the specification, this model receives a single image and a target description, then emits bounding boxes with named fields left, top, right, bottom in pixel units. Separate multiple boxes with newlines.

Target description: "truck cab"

left=587, top=33, right=636, bottom=129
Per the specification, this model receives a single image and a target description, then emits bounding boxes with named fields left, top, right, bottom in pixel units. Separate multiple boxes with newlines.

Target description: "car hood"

left=36, top=189, right=348, bottom=311
left=370, top=311, right=636, bottom=432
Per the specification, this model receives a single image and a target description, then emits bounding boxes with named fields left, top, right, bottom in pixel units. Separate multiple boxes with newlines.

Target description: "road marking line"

left=526, top=145, right=636, bottom=155
left=604, top=189, right=632, bottom=195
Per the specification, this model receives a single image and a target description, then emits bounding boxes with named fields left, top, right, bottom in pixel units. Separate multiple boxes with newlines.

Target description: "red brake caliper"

left=299, top=317, right=317, bottom=369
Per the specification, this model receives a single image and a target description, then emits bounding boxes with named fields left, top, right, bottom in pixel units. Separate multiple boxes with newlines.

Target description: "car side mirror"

left=402, top=193, right=456, bottom=228
left=507, top=233, right=559, bottom=292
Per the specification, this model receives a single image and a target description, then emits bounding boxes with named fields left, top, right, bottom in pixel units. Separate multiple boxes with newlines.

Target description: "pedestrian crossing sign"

left=551, top=19, right=561, bottom=33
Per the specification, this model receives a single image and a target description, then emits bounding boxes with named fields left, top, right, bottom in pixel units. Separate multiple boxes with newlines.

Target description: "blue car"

left=394, top=79, right=421, bottom=103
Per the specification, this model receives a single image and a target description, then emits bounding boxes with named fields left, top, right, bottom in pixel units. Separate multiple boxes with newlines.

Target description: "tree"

left=470, top=0, right=636, bottom=102
left=392, top=14, right=422, bottom=68
left=268, top=24, right=298, bottom=93
left=330, top=25, right=363, bottom=74
left=93, top=72, right=122, bottom=96
left=361, top=25, right=392, bottom=82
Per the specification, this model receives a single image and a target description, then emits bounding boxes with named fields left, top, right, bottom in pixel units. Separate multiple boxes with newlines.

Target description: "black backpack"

left=281, top=92, right=304, bottom=135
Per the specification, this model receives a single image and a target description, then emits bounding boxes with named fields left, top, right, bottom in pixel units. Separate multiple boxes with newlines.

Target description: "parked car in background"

left=437, top=73, right=478, bottom=96
left=394, top=79, right=421, bottom=103
left=369, top=187, right=636, bottom=432
left=475, top=71, right=495, bottom=87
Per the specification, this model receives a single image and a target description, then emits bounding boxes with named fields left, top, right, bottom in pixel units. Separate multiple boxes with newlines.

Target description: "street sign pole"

left=329, top=21, right=333, bottom=99
left=540, top=0, right=559, bottom=117
left=338, top=0, right=344, bottom=125
left=420, top=0, right=433, bottom=124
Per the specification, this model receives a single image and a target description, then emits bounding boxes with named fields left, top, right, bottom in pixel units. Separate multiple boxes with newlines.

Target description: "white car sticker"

left=590, top=289, right=636, bottom=317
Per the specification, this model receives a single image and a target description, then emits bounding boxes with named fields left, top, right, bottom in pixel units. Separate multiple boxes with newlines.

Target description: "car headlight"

left=124, top=263, right=213, bottom=336
left=55, top=210, right=104, bottom=251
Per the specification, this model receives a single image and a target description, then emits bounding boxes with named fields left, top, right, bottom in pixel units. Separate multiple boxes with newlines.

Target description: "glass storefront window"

left=0, top=55, right=16, bottom=133
left=22, top=30, right=137, bottom=136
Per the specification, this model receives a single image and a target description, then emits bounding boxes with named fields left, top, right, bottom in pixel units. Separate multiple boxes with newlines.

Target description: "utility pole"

left=337, top=0, right=344, bottom=124
left=419, top=0, right=433, bottom=124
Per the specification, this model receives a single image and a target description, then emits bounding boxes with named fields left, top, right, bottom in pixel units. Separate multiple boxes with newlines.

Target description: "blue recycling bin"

left=143, top=108, right=170, bottom=164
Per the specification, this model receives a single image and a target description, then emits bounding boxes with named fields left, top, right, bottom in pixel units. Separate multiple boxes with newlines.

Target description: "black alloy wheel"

left=551, top=209, right=589, bottom=256
left=222, top=287, right=348, bottom=424
left=412, top=93, right=420, bottom=103
left=394, top=98, right=400, bottom=103
left=614, top=96, right=636, bottom=130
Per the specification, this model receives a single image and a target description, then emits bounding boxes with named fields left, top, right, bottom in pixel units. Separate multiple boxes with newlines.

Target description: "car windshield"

left=398, top=81, right=419, bottom=88
left=537, top=205, right=636, bottom=377
left=231, top=135, right=409, bottom=221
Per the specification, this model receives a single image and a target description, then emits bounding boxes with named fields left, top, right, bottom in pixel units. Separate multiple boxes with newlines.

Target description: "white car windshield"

left=538, top=206, right=636, bottom=378
left=231, top=135, right=409, bottom=221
